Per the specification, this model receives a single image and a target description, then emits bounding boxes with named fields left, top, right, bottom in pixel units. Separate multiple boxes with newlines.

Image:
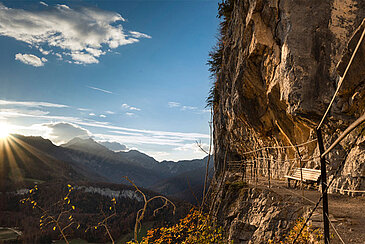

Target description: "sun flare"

left=0, top=122, right=11, bottom=139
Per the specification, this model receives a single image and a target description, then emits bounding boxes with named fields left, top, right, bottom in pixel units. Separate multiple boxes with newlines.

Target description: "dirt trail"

left=250, top=178, right=365, bottom=243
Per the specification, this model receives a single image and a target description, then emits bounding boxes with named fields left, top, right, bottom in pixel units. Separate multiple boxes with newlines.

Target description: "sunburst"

left=0, top=122, right=11, bottom=139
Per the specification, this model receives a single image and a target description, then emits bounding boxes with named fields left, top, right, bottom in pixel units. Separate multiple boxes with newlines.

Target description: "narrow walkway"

left=244, top=177, right=365, bottom=244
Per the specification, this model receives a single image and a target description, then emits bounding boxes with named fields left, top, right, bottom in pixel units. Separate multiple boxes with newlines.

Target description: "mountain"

left=1, top=134, right=213, bottom=204
left=62, top=137, right=110, bottom=154
left=98, top=141, right=127, bottom=151
left=150, top=157, right=214, bottom=205
left=3, top=135, right=213, bottom=200
left=0, top=135, right=100, bottom=191
left=60, top=137, right=212, bottom=188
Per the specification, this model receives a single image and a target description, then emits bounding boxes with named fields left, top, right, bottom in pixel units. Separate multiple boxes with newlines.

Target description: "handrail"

left=322, top=113, right=365, bottom=157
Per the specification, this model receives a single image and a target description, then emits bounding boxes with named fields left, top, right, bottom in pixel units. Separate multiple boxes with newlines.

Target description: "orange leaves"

left=129, top=208, right=225, bottom=244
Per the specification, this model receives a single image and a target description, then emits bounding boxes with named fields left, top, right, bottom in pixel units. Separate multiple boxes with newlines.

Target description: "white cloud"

left=55, top=53, right=63, bottom=60
left=0, top=3, right=151, bottom=65
left=42, top=122, right=91, bottom=144
left=15, top=53, right=46, bottom=67
left=39, top=47, right=51, bottom=55
left=105, top=111, right=115, bottom=114
left=99, top=114, right=106, bottom=118
left=174, top=142, right=209, bottom=153
left=89, top=113, right=96, bottom=116
left=71, top=52, right=99, bottom=64
left=168, top=102, right=180, bottom=108
left=77, top=108, right=90, bottom=111
left=125, top=112, right=135, bottom=117
left=87, top=86, right=113, bottom=94
left=181, top=106, right=197, bottom=111
left=129, top=31, right=152, bottom=39
left=0, top=108, right=49, bottom=116
left=122, top=103, right=141, bottom=111
left=39, top=1, right=48, bottom=7
left=168, top=101, right=208, bottom=113
left=0, top=99, right=68, bottom=108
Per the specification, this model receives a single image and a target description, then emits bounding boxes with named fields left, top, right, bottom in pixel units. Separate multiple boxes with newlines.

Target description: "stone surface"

left=210, top=0, right=365, bottom=242
left=213, top=0, right=365, bottom=196
left=208, top=174, right=310, bottom=243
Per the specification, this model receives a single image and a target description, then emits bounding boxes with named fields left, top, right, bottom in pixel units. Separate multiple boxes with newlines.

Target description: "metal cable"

left=326, top=212, right=346, bottom=244
left=317, top=21, right=365, bottom=129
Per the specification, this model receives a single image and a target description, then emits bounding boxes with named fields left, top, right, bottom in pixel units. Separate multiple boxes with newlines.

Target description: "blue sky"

left=0, top=0, right=219, bottom=161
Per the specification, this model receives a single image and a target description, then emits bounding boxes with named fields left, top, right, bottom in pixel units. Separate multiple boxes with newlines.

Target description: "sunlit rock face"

left=213, top=0, right=365, bottom=195
left=210, top=0, right=365, bottom=242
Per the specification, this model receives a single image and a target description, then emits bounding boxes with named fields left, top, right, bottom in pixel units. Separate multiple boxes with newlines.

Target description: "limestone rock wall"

left=213, top=0, right=365, bottom=195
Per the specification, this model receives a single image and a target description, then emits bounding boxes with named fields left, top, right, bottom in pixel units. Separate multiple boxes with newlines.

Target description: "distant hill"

left=0, top=135, right=100, bottom=191
left=2, top=135, right=213, bottom=204
left=151, top=157, right=214, bottom=205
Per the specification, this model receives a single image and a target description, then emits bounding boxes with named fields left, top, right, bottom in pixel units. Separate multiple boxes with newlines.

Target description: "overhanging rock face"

left=212, top=0, right=365, bottom=195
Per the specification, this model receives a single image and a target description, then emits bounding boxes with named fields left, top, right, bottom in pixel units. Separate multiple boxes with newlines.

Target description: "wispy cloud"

left=174, top=142, right=209, bottom=153
left=0, top=99, right=68, bottom=108
left=87, top=86, right=114, bottom=94
left=77, top=108, right=90, bottom=111
left=0, top=2, right=151, bottom=65
left=129, top=31, right=152, bottom=39
left=168, top=102, right=180, bottom=108
left=99, top=114, right=106, bottom=118
left=39, top=1, right=48, bottom=7
left=105, top=111, right=115, bottom=114
left=122, top=103, right=141, bottom=111
left=0, top=108, right=50, bottom=116
left=181, top=105, right=197, bottom=111
left=125, top=112, right=135, bottom=117
left=89, top=113, right=96, bottom=116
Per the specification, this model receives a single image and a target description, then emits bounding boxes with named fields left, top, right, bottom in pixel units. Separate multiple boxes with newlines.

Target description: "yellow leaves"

left=269, top=217, right=323, bottom=244
left=53, top=226, right=56, bottom=231
left=72, top=205, right=75, bottom=210
left=132, top=209, right=225, bottom=244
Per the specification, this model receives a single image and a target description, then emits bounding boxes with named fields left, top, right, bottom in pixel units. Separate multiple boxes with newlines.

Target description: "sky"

left=0, top=0, right=219, bottom=161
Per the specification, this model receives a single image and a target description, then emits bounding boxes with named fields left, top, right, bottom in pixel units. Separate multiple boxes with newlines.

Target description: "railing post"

left=316, top=128, right=330, bottom=244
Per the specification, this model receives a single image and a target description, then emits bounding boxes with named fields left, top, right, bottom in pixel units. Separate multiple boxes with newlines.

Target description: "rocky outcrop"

left=209, top=0, right=365, bottom=242
left=209, top=174, right=312, bottom=243
left=212, top=0, right=365, bottom=195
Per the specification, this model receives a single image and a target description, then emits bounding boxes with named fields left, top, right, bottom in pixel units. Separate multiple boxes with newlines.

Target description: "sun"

left=0, top=122, right=11, bottom=139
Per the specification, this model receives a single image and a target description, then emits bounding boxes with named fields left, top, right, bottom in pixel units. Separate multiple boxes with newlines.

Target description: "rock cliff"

left=212, top=0, right=365, bottom=194
left=209, top=0, right=365, bottom=242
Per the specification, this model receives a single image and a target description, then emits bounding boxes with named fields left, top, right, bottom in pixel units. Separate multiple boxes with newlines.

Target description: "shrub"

left=128, top=209, right=226, bottom=244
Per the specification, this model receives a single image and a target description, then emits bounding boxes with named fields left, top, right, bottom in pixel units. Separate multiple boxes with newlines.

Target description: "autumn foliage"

left=269, top=217, right=323, bottom=244
left=128, top=208, right=225, bottom=244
